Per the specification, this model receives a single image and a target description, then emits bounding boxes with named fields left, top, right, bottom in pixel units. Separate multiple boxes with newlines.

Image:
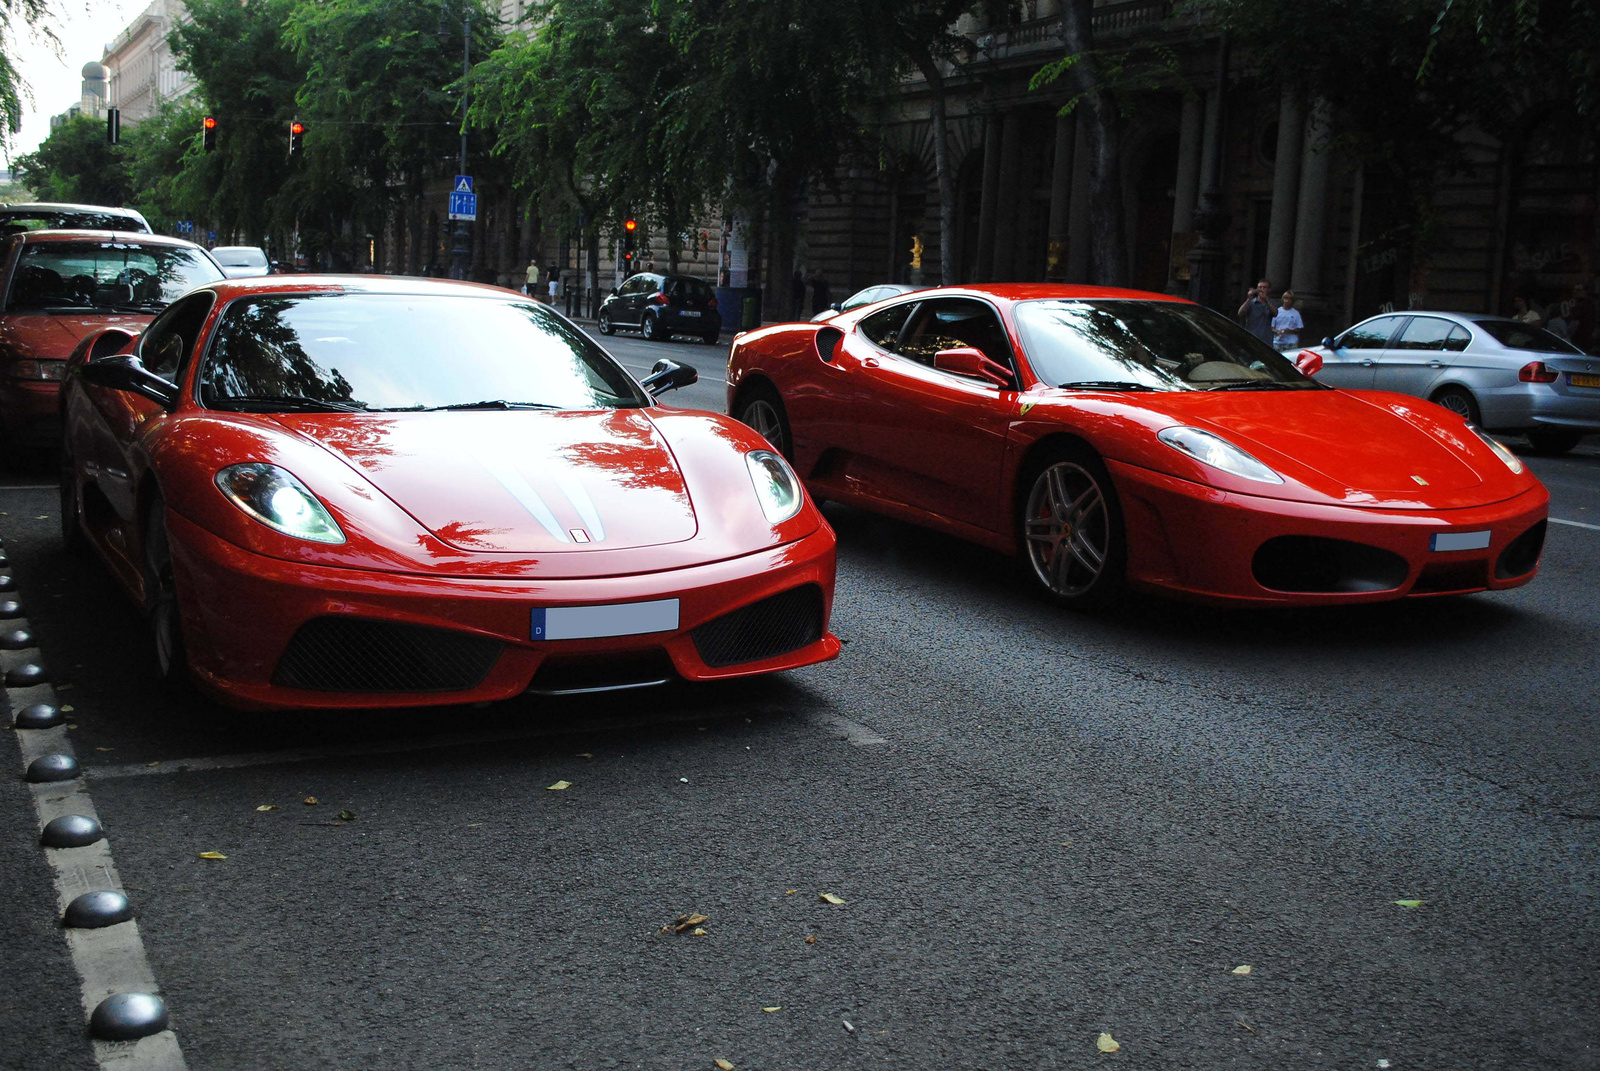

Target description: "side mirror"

left=1322, top=336, right=1337, bottom=350
left=641, top=358, right=698, bottom=396
left=829, top=302, right=842, bottom=313
left=1294, top=349, right=1324, bottom=377
left=933, top=346, right=1011, bottom=388
left=608, top=288, right=618, bottom=297
left=75, top=355, right=178, bottom=409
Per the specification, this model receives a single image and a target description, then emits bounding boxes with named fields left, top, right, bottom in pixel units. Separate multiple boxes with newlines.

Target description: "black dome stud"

left=0, top=627, right=34, bottom=650
left=64, top=890, right=134, bottom=929
left=25, top=754, right=80, bottom=782
left=0, top=599, right=23, bottom=618
left=41, top=814, right=103, bottom=848
left=5, top=662, right=46, bottom=687
left=89, top=993, right=169, bottom=1041
left=0, top=573, right=16, bottom=592
left=14, top=703, right=61, bottom=729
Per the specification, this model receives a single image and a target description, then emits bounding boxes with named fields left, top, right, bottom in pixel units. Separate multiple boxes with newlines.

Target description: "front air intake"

left=1251, top=536, right=1409, bottom=594
left=273, top=617, right=503, bottom=692
left=691, top=585, right=825, bottom=668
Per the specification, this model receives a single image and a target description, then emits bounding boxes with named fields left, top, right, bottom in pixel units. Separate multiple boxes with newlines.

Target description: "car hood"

left=281, top=408, right=699, bottom=553
left=0, top=310, right=154, bottom=359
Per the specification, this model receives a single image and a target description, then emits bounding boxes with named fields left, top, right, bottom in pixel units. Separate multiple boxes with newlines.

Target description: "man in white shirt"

left=1272, top=290, right=1304, bottom=352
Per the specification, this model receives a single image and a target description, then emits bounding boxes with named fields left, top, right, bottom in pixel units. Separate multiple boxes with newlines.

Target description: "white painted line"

left=0, top=482, right=58, bottom=490
left=5, top=646, right=188, bottom=1068
left=1550, top=517, right=1600, bottom=531
left=805, top=711, right=887, bottom=747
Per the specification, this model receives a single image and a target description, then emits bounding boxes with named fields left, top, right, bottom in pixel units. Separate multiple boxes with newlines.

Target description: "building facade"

left=103, top=0, right=192, bottom=125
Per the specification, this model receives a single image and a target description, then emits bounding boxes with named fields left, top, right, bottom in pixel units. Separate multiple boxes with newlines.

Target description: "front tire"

left=703, top=332, right=721, bottom=346
left=642, top=313, right=661, bottom=342
left=142, top=498, right=189, bottom=690
left=1430, top=385, right=1481, bottom=426
left=1526, top=429, right=1583, bottom=456
left=735, top=384, right=794, bottom=461
left=1019, top=449, right=1126, bottom=609
left=597, top=309, right=614, bottom=336
left=59, top=443, right=86, bottom=554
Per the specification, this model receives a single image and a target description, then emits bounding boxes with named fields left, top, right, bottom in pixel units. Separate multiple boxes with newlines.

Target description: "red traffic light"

left=202, top=115, right=218, bottom=152
left=624, top=219, right=637, bottom=232
left=291, top=122, right=304, bottom=135
left=203, top=116, right=217, bottom=130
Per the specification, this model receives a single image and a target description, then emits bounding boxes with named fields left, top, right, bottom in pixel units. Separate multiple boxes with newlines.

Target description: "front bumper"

left=166, top=511, right=839, bottom=710
left=1110, top=460, right=1550, bottom=606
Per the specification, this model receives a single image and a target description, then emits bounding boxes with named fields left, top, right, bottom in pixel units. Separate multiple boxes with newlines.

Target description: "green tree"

left=1, top=0, right=52, bottom=148
left=14, top=115, right=134, bottom=204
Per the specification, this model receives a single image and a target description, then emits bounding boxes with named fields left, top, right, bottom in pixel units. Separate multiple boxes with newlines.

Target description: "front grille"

left=273, top=617, right=503, bottom=693
left=1251, top=536, right=1409, bottom=594
left=691, top=585, right=824, bottom=668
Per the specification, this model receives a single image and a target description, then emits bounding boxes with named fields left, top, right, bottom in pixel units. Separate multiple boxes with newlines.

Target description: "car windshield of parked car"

left=5, top=240, right=222, bottom=312
left=198, top=293, right=650, bottom=412
left=1015, top=298, right=1316, bottom=390
left=0, top=209, right=149, bottom=234
left=213, top=247, right=268, bottom=270
left=1472, top=318, right=1583, bottom=354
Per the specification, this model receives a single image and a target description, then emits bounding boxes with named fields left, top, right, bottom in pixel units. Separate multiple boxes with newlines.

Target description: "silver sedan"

left=1305, top=310, right=1600, bottom=455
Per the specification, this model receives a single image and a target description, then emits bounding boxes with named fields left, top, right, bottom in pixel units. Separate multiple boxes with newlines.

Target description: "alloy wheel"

left=1024, top=461, right=1111, bottom=598
left=741, top=397, right=787, bottom=455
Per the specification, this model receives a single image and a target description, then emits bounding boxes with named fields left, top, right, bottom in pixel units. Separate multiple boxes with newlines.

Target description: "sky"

left=6, top=0, right=140, bottom=163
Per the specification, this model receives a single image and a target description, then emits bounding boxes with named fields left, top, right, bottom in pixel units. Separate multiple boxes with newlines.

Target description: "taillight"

left=649, top=292, right=669, bottom=305
left=1519, top=361, right=1558, bottom=383
left=707, top=297, right=718, bottom=309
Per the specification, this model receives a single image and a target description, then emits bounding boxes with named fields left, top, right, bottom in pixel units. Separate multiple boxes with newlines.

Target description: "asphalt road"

left=3, top=347, right=1598, bottom=1069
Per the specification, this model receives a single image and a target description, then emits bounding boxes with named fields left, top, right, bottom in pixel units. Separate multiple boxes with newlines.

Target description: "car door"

left=845, top=296, right=1018, bottom=532
left=1374, top=315, right=1468, bottom=399
left=1318, top=314, right=1405, bottom=389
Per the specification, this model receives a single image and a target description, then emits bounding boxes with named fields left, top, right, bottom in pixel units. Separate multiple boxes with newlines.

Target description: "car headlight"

left=1469, top=425, right=1524, bottom=475
left=1158, top=426, right=1284, bottom=484
left=214, top=463, right=346, bottom=544
left=745, top=449, right=804, bottom=524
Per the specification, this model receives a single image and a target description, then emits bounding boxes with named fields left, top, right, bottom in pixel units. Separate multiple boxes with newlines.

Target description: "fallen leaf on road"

left=804, top=935, right=817, bottom=944
left=819, top=893, right=845, bottom=905
left=1393, top=899, right=1424, bottom=909
left=691, top=927, right=708, bottom=936
left=715, top=1060, right=734, bottom=1070
left=762, top=1006, right=781, bottom=1012
left=302, top=796, right=318, bottom=805
left=785, top=889, right=796, bottom=895
left=59, top=704, right=74, bottom=712
left=1232, top=965, right=1252, bottom=975
left=1237, top=1019, right=1255, bottom=1033
left=577, top=752, right=593, bottom=759
left=255, top=804, right=277, bottom=812
left=843, top=1020, right=854, bottom=1033
left=56, top=684, right=74, bottom=691
left=547, top=781, right=571, bottom=791
left=1097, top=1032, right=1120, bottom=1053
left=673, top=913, right=711, bottom=933
left=198, top=851, right=227, bottom=860
left=95, top=747, right=113, bottom=752
left=146, top=761, right=160, bottom=767
left=338, top=810, right=356, bottom=820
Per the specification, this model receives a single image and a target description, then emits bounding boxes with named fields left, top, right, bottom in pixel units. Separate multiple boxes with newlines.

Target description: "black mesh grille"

left=273, top=617, right=504, bottom=693
left=691, top=585, right=824, bottom=668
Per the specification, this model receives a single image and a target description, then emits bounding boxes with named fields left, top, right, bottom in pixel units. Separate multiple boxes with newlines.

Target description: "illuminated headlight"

left=1469, top=425, right=1524, bottom=475
left=214, top=463, right=346, bottom=544
left=745, top=449, right=804, bottom=524
left=7, top=359, right=66, bottom=381
left=1158, top=426, right=1285, bottom=484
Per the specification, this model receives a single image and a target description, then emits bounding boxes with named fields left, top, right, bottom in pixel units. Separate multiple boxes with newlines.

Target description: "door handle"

left=1360, top=359, right=1376, bottom=367
left=1428, top=361, right=1444, bottom=369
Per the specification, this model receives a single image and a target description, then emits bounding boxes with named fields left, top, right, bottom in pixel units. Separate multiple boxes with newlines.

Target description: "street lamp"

left=439, top=4, right=472, bottom=281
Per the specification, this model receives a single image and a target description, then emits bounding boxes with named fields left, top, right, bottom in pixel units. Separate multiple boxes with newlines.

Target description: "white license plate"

left=680, top=310, right=701, bottom=317
left=1430, top=530, right=1491, bottom=552
left=532, top=599, right=679, bottom=640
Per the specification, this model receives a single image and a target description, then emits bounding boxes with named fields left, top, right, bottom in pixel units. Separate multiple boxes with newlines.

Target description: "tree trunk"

left=914, top=53, right=957, bottom=286
left=1062, top=0, right=1127, bottom=286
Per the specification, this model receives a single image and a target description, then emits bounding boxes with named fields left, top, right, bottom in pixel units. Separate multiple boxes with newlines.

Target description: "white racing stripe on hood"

left=551, top=467, right=606, bottom=542
left=478, top=456, right=571, bottom=543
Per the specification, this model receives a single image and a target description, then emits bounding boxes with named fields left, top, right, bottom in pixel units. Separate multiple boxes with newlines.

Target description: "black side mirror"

left=830, top=302, right=843, bottom=312
left=75, top=356, right=178, bottom=409
left=1322, top=336, right=1337, bottom=350
left=641, top=358, right=698, bottom=396
left=608, top=288, right=618, bottom=297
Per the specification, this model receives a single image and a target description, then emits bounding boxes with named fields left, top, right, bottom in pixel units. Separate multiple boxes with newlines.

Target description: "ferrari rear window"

left=198, top=293, right=650, bottom=412
left=1015, top=299, right=1317, bottom=391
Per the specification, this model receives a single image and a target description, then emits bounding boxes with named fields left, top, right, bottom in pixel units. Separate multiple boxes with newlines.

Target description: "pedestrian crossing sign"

left=454, top=175, right=473, bottom=194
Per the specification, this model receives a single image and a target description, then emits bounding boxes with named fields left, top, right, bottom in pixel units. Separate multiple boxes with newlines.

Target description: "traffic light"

left=623, top=217, right=637, bottom=252
left=106, top=107, right=120, bottom=145
left=289, top=121, right=304, bottom=155
left=202, top=115, right=217, bottom=152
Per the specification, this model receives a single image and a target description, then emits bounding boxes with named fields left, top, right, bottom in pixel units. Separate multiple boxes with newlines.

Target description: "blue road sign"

left=177, top=220, right=193, bottom=234
left=454, top=175, right=474, bottom=194
left=448, top=191, right=477, bottom=221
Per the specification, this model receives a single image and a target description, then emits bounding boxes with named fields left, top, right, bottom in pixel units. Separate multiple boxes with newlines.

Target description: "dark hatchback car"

left=597, top=273, right=722, bottom=344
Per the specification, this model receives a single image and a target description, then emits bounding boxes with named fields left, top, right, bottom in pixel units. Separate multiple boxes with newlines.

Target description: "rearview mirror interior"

left=76, top=355, right=178, bottom=409
left=642, top=358, right=698, bottom=396
left=933, top=346, right=1011, bottom=388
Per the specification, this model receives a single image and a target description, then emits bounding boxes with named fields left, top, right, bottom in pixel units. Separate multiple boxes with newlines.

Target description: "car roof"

left=858, top=283, right=1194, bottom=307
left=0, top=202, right=146, bottom=217
left=191, top=273, right=527, bottom=302
left=11, top=227, right=204, bottom=248
left=212, top=245, right=266, bottom=254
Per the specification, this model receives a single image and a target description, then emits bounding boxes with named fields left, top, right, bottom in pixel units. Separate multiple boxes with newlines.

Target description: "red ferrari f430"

left=727, top=285, right=1549, bottom=608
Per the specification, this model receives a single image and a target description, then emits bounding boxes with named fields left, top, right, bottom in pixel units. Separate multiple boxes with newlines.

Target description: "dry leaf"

left=146, top=761, right=161, bottom=768
left=785, top=889, right=796, bottom=895
left=804, top=935, right=817, bottom=944
left=197, top=851, right=227, bottom=860
left=715, top=1060, right=734, bottom=1071
left=691, top=927, right=708, bottom=936
left=762, top=1006, right=781, bottom=1013
left=819, top=893, right=845, bottom=905
left=1231, top=965, right=1252, bottom=975
left=255, top=804, right=277, bottom=812
left=59, top=704, right=75, bottom=712
left=547, top=780, right=571, bottom=791
left=577, top=752, right=593, bottom=759
left=1393, top=899, right=1424, bottom=909
left=338, top=810, right=356, bottom=820
left=95, top=747, right=113, bottom=752
left=673, top=913, right=710, bottom=933
left=303, top=796, right=318, bottom=805
left=1096, top=1032, right=1120, bottom=1053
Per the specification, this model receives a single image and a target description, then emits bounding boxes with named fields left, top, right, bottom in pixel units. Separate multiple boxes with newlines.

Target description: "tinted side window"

left=1341, top=315, right=1402, bottom=349
left=1445, top=325, right=1472, bottom=351
left=140, top=290, right=216, bottom=380
left=1396, top=316, right=1455, bottom=350
left=859, top=303, right=916, bottom=351
left=898, top=298, right=1013, bottom=369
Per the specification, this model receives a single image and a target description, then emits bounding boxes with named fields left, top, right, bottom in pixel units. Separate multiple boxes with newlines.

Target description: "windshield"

left=6, top=240, right=223, bottom=312
left=197, top=293, right=650, bottom=412
left=1472, top=318, right=1583, bottom=354
left=0, top=209, right=150, bottom=234
left=1014, top=299, right=1316, bottom=390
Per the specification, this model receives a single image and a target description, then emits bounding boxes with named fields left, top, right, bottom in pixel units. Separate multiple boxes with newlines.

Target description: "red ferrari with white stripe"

left=61, top=276, right=838, bottom=709
left=727, top=284, right=1549, bottom=607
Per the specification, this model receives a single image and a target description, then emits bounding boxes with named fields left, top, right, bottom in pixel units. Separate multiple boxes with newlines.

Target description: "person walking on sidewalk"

left=1272, top=290, right=1304, bottom=352
left=1239, top=279, right=1274, bottom=346
left=524, top=260, right=540, bottom=299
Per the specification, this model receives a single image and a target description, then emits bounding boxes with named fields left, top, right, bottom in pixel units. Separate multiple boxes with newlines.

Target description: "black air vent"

left=273, top=617, right=503, bottom=692
left=691, top=585, right=825, bottom=668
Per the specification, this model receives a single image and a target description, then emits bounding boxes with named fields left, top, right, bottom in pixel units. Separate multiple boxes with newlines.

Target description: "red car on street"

left=60, top=276, right=839, bottom=709
left=727, top=284, right=1549, bottom=607
left=0, top=228, right=223, bottom=459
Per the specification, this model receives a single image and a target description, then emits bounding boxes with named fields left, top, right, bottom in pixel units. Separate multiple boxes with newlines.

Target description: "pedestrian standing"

left=524, top=260, right=540, bottom=298
left=791, top=271, right=806, bottom=319
left=1512, top=295, right=1543, bottom=327
left=1568, top=282, right=1594, bottom=353
left=1272, top=290, right=1304, bottom=352
left=809, top=268, right=831, bottom=316
left=1238, top=278, right=1274, bottom=345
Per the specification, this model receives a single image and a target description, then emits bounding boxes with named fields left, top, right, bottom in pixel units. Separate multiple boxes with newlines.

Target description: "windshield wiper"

left=410, top=399, right=564, bottom=411
left=1058, top=380, right=1158, bottom=391
left=215, top=394, right=369, bottom=413
left=1203, top=380, right=1313, bottom=391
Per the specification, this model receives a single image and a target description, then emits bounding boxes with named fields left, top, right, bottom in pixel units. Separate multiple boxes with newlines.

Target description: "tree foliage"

left=0, top=0, right=52, bottom=150
left=14, top=115, right=134, bottom=204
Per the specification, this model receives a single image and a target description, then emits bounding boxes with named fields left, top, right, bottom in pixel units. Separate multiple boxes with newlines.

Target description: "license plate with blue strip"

left=1430, top=530, right=1491, bottom=552
left=531, top=599, right=680, bottom=641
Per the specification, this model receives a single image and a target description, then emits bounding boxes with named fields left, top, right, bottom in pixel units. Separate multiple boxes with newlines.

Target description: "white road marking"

left=805, top=711, right=887, bottom=746
left=0, top=483, right=59, bottom=490
left=1550, top=517, right=1600, bottom=531
left=3, top=647, right=188, bottom=1069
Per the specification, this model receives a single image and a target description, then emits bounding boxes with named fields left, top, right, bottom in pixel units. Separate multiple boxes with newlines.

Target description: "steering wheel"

left=119, top=268, right=158, bottom=302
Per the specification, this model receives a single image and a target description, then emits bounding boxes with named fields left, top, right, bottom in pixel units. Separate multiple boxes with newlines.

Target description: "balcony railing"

left=975, top=1, right=1175, bottom=59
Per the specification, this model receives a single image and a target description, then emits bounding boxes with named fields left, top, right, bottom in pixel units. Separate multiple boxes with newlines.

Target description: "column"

left=1066, top=119, right=1092, bottom=281
left=1265, top=86, right=1306, bottom=291
left=974, top=113, right=1003, bottom=282
left=1197, top=88, right=1221, bottom=208
left=1045, top=112, right=1076, bottom=281
left=1290, top=97, right=1333, bottom=302
left=991, top=110, right=1025, bottom=281
left=1167, top=93, right=1203, bottom=291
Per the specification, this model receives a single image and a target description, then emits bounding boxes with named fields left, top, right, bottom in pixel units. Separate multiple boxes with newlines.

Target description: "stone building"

left=102, top=0, right=192, bottom=125
left=49, top=62, right=110, bottom=131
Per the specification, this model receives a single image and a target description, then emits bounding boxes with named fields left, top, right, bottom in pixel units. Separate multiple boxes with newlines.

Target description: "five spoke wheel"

left=1023, top=458, right=1121, bottom=605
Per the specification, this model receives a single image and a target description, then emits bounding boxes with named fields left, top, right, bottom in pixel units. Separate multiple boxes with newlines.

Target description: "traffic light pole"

left=449, top=11, right=472, bottom=282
